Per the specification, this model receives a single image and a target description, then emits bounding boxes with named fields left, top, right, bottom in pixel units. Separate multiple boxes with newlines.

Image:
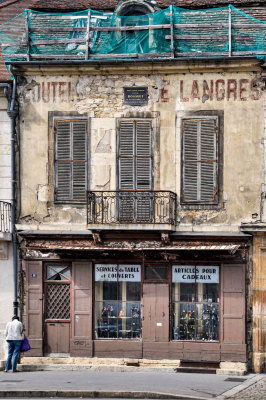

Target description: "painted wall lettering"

left=180, top=78, right=261, bottom=102
left=239, top=79, right=249, bottom=101
left=161, top=80, right=170, bottom=102
left=24, top=81, right=75, bottom=103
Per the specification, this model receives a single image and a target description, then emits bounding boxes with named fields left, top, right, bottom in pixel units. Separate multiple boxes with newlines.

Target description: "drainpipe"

left=0, top=78, right=19, bottom=317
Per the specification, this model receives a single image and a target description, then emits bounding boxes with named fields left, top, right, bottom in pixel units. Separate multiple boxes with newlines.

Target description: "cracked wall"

left=16, top=65, right=264, bottom=231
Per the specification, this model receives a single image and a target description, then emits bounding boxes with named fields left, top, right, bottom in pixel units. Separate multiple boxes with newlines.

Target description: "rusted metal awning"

left=26, top=240, right=242, bottom=252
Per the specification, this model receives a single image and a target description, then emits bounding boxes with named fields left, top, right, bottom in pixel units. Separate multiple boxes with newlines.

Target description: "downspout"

left=0, top=78, right=19, bottom=317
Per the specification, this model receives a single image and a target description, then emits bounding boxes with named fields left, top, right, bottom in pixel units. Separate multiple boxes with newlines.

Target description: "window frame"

left=53, top=115, right=89, bottom=204
left=171, top=264, right=221, bottom=342
left=93, top=262, right=142, bottom=340
left=181, top=115, right=219, bottom=205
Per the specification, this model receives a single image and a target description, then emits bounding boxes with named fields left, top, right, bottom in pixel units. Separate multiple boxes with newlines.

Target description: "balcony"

left=0, top=201, right=11, bottom=240
left=87, top=191, right=177, bottom=230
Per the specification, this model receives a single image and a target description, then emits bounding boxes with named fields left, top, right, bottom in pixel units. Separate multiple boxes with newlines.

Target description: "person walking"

left=4, top=316, right=23, bottom=372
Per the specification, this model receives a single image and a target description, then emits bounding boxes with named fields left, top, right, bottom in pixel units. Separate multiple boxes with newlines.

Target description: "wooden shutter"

left=136, top=120, right=152, bottom=190
left=220, top=264, right=247, bottom=362
left=71, top=261, right=93, bottom=357
left=118, top=120, right=134, bottom=190
left=182, top=118, right=218, bottom=203
left=25, top=261, right=43, bottom=356
left=118, top=119, right=152, bottom=191
left=118, top=119, right=153, bottom=222
left=55, top=119, right=87, bottom=201
left=221, top=265, right=245, bottom=344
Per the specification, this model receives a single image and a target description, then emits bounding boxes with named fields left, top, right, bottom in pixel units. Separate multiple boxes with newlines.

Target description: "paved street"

left=0, top=370, right=264, bottom=399
left=228, top=375, right=266, bottom=399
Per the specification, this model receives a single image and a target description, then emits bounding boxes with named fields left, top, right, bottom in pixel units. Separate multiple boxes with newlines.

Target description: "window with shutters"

left=54, top=118, right=88, bottom=202
left=181, top=117, right=218, bottom=204
left=117, top=119, right=153, bottom=222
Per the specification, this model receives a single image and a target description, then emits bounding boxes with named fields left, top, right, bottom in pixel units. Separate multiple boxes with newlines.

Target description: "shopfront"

left=23, top=234, right=249, bottom=365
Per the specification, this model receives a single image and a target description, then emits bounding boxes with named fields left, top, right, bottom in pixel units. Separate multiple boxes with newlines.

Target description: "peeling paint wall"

left=16, top=64, right=264, bottom=232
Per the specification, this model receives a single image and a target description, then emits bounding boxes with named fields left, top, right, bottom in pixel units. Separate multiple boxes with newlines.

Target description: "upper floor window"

left=181, top=117, right=218, bottom=204
left=117, top=119, right=153, bottom=222
left=117, top=119, right=153, bottom=191
left=54, top=118, right=88, bottom=202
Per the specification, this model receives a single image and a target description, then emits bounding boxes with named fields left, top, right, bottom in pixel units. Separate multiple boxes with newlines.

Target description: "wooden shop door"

left=44, top=264, right=71, bottom=354
left=142, top=283, right=169, bottom=341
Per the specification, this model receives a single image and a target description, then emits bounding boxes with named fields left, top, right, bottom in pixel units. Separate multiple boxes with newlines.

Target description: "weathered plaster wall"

left=262, top=90, right=266, bottom=222
left=0, top=90, right=14, bottom=362
left=0, top=91, right=11, bottom=202
left=16, top=65, right=264, bottom=232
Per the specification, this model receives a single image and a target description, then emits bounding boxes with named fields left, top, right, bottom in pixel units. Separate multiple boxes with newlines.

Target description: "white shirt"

left=5, top=319, right=23, bottom=340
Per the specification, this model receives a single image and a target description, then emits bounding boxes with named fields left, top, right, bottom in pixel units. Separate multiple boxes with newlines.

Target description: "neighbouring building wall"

left=16, top=61, right=264, bottom=233
left=252, top=234, right=266, bottom=372
left=0, top=89, right=13, bottom=362
left=262, top=89, right=266, bottom=222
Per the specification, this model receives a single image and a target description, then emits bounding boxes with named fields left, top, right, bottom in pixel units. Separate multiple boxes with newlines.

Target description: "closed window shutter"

left=118, top=120, right=152, bottom=190
left=118, top=119, right=153, bottom=222
left=182, top=118, right=218, bottom=203
left=136, top=120, right=152, bottom=190
left=55, top=119, right=87, bottom=201
left=119, top=120, right=134, bottom=190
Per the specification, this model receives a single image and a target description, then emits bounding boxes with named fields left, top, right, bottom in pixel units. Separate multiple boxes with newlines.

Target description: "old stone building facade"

left=0, top=0, right=265, bottom=373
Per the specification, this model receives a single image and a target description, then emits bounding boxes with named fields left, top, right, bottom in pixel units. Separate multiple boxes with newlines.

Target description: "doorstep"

left=18, top=357, right=247, bottom=375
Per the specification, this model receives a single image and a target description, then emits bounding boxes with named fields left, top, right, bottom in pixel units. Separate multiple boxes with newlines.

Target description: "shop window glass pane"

left=196, top=303, right=219, bottom=341
left=95, top=264, right=141, bottom=339
left=202, top=283, right=219, bottom=302
left=172, top=265, right=219, bottom=342
left=103, top=282, right=122, bottom=300
left=126, top=302, right=141, bottom=338
left=145, top=266, right=167, bottom=280
left=172, top=302, right=196, bottom=340
left=95, top=301, right=120, bottom=339
left=180, top=283, right=196, bottom=302
left=126, top=282, right=140, bottom=301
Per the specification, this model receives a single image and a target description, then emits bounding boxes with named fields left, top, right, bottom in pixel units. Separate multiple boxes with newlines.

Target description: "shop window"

left=181, top=117, right=218, bottom=204
left=172, top=265, right=219, bottom=341
left=54, top=118, right=88, bottom=202
left=94, top=264, right=141, bottom=339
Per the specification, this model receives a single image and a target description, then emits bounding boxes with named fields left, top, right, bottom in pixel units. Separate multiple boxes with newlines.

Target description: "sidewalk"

left=0, top=369, right=265, bottom=399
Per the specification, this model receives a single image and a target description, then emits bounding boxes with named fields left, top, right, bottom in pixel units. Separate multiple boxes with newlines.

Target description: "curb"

left=0, top=390, right=209, bottom=399
left=17, top=364, right=179, bottom=373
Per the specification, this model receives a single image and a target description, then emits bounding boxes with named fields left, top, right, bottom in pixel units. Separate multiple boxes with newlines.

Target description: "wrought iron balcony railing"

left=0, top=201, right=11, bottom=233
left=87, top=191, right=177, bottom=225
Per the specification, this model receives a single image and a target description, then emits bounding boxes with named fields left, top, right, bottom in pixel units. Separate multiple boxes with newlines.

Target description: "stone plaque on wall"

left=124, top=87, right=148, bottom=106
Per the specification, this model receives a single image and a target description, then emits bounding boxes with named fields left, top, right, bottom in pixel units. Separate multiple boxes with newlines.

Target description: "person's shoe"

left=3, top=370, right=8, bottom=373
left=12, top=370, right=18, bottom=373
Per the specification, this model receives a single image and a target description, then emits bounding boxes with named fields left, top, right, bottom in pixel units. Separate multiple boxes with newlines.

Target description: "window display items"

left=172, top=265, right=219, bottom=341
left=95, top=264, right=141, bottom=339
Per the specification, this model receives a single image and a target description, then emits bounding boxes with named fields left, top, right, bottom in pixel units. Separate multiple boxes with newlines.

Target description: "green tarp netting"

left=0, top=5, right=265, bottom=64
